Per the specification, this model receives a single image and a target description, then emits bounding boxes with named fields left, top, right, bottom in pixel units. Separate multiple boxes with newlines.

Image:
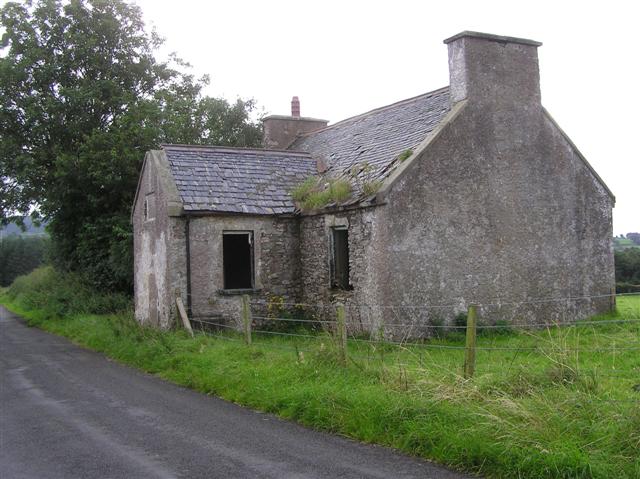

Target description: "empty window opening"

left=144, top=193, right=155, bottom=221
left=331, top=227, right=352, bottom=290
left=223, top=232, right=254, bottom=290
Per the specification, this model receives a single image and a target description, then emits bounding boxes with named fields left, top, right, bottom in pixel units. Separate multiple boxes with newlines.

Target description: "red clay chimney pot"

left=291, top=96, right=300, bottom=117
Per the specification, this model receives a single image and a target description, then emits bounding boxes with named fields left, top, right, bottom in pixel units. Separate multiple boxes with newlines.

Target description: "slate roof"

left=163, top=145, right=316, bottom=215
left=163, top=87, right=451, bottom=215
left=290, top=87, right=450, bottom=185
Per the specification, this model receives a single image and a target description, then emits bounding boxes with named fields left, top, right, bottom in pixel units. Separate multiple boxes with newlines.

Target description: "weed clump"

left=291, top=176, right=352, bottom=211
left=397, top=148, right=413, bottom=162
left=362, top=180, right=382, bottom=196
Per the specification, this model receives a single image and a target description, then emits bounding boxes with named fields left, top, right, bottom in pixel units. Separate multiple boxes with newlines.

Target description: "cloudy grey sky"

left=6, top=0, right=634, bottom=233
left=133, top=0, right=637, bottom=234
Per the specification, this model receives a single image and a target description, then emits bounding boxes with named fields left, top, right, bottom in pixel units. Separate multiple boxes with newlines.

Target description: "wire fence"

left=182, top=291, right=640, bottom=405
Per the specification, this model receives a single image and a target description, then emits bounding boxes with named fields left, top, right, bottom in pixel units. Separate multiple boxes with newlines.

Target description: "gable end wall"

left=133, top=152, right=174, bottom=328
left=376, top=101, right=614, bottom=326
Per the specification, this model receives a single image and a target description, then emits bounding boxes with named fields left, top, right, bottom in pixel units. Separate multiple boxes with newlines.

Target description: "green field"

left=2, top=268, right=639, bottom=478
left=614, top=238, right=639, bottom=251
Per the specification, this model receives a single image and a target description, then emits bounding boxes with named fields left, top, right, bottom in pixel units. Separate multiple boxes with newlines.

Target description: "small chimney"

left=444, top=31, right=542, bottom=108
left=262, top=96, right=328, bottom=149
left=291, top=96, right=300, bottom=117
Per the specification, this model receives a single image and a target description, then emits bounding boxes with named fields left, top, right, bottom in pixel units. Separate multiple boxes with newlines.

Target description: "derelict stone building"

left=132, top=31, right=615, bottom=333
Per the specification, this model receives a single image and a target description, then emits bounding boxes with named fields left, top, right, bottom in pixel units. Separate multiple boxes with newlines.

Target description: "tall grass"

left=2, top=269, right=639, bottom=478
left=4, top=266, right=131, bottom=317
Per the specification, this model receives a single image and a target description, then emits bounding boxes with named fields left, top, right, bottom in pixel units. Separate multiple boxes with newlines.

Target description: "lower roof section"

left=163, top=144, right=316, bottom=215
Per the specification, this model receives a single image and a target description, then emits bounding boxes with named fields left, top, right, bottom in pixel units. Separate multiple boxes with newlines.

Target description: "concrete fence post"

left=336, top=303, right=347, bottom=365
left=176, top=297, right=194, bottom=337
left=463, top=304, right=477, bottom=379
left=241, top=294, right=252, bottom=345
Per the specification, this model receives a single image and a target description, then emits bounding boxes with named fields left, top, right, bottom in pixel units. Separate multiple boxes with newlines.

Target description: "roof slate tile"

left=290, top=87, right=450, bottom=185
left=163, top=87, right=451, bottom=215
left=164, top=145, right=315, bottom=215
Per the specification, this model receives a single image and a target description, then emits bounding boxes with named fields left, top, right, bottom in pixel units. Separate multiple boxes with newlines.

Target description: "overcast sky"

left=9, top=0, right=636, bottom=234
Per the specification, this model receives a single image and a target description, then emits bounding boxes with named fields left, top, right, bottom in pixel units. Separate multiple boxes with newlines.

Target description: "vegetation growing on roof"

left=350, top=161, right=382, bottom=197
left=362, top=180, right=382, bottom=196
left=291, top=177, right=353, bottom=211
left=397, top=149, right=413, bottom=162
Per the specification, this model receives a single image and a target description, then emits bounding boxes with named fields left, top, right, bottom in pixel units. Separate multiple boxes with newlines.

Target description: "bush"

left=0, top=235, right=49, bottom=286
left=5, top=266, right=131, bottom=317
left=615, top=248, right=640, bottom=293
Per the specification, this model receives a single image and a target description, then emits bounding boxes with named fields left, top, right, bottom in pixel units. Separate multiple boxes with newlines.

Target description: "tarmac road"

left=0, top=306, right=472, bottom=479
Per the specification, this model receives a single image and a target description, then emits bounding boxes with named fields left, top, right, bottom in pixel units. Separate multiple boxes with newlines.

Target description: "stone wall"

left=298, top=208, right=385, bottom=334
left=373, top=35, right=615, bottom=329
left=183, top=215, right=300, bottom=328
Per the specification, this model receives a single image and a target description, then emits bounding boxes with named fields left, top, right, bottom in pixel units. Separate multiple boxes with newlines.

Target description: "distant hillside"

left=0, top=218, right=48, bottom=237
left=614, top=238, right=636, bottom=251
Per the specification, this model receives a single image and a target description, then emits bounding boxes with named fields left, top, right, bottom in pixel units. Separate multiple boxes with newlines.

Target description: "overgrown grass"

left=291, top=176, right=352, bottom=210
left=5, top=266, right=131, bottom=316
left=397, top=148, right=413, bottom=162
left=362, top=180, right=383, bottom=196
left=2, top=269, right=639, bottom=478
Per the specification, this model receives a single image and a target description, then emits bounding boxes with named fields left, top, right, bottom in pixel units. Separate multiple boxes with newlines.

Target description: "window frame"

left=330, top=226, right=352, bottom=290
left=144, top=193, right=155, bottom=222
left=222, top=230, right=255, bottom=291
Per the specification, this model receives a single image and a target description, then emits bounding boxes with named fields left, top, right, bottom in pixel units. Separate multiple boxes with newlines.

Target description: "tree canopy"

left=615, top=248, right=640, bottom=293
left=0, top=0, right=262, bottom=291
left=0, top=235, right=49, bottom=287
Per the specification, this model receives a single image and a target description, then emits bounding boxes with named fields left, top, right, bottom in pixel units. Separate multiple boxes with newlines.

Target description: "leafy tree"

left=626, top=233, right=640, bottom=246
left=0, top=0, right=262, bottom=291
left=615, top=248, right=640, bottom=293
left=0, top=235, right=49, bottom=286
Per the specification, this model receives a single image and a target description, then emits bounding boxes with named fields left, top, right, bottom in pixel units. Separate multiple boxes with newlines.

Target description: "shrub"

left=615, top=248, right=640, bottom=292
left=5, top=266, right=131, bottom=317
left=0, top=235, right=49, bottom=286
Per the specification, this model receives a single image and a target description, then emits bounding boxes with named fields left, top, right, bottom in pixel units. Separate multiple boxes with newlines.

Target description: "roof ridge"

left=161, top=144, right=312, bottom=157
left=291, top=86, right=450, bottom=141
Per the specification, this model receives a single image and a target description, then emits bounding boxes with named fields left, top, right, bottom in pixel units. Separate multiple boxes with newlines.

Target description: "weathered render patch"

left=135, top=230, right=168, bottom=327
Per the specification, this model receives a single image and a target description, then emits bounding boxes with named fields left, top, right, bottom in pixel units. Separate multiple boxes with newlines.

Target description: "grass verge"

left=2, top=268, right=639, bottom=478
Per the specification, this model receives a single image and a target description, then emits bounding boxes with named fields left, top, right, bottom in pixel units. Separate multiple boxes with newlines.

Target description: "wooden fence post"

left=241, top=294, right=252, bottom=345
left=176, top=297, right=194, bottom=337
left=336, top=303, right=347, bottom=365
left=463, top=304, right=477, bottom=379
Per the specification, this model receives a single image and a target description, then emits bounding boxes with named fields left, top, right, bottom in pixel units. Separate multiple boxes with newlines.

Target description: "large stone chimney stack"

left=444, top=31, right=542, bottom=108
left=262, top=96, right=328, bottom=150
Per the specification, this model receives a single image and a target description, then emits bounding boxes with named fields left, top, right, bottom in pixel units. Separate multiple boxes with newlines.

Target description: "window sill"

left=217, top=288, right=262, bottom=296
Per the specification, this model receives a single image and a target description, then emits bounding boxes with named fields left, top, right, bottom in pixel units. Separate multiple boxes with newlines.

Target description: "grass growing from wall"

left=2, top=269, right=639, bottom=478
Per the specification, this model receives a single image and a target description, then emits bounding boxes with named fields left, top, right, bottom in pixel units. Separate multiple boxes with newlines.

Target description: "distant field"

left=2, top=269, right=639, bottom=478
left=614, top=238, right=639, bottom=250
